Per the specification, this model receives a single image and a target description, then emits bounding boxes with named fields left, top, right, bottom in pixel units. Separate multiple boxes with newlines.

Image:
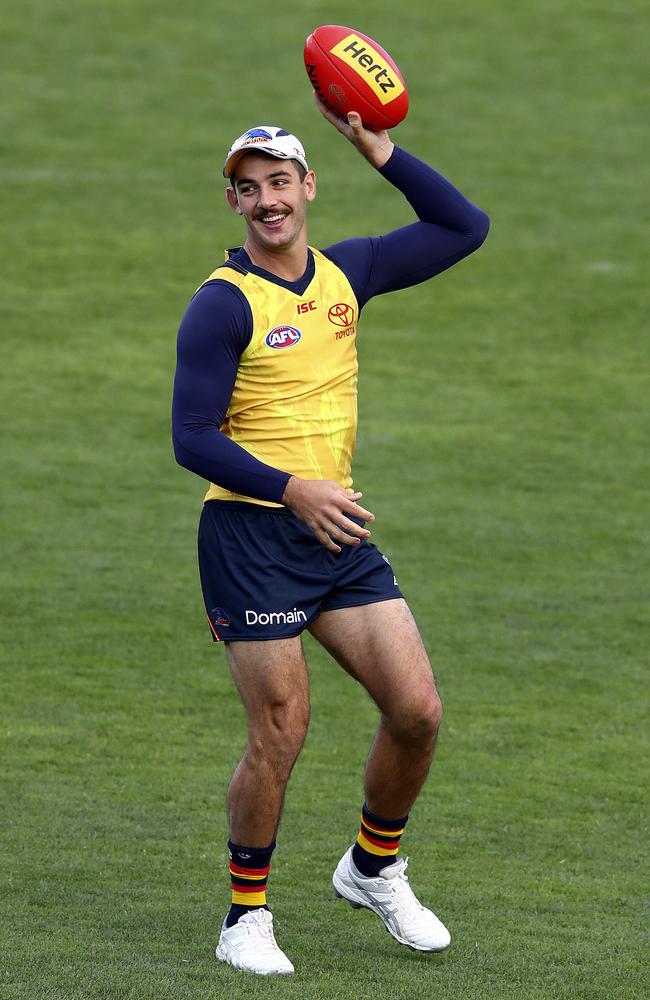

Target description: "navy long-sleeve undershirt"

left=172, top=146, right=489, bottom=502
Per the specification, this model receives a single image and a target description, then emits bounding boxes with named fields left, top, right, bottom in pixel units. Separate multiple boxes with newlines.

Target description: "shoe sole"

left=332, top=873, right=451, bottom=953
left=216, top=946, right=294, bottom=975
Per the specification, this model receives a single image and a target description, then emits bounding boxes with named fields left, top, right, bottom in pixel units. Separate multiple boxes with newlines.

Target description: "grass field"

left=2, top=0, right=648, bottom=997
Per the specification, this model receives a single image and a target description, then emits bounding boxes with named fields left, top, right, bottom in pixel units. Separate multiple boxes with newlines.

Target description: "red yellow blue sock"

left=226, top=839, right=275, bottom=928
left=351, top=803, right=408, bottom=877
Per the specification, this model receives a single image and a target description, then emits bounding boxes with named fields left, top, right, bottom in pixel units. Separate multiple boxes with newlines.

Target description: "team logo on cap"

left=239, top=127, right=275, bottom=149
left=265, top=325, right=302, bottom=349
left=243, top=128, right=273, bottom=140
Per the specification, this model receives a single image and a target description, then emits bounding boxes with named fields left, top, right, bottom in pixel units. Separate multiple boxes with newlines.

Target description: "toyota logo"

left=328, top=302, right=355, bottom=327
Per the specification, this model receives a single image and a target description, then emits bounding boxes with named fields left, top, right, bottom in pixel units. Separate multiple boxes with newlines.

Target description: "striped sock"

left=226, top=839, right=275, bottom=928
left=351, top=803, right=408, bottom=877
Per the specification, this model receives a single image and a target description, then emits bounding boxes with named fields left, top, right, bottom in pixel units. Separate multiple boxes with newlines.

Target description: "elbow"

left=172, top=430, right=192, bottom=472
left=468, top=208, right=490, bottom=252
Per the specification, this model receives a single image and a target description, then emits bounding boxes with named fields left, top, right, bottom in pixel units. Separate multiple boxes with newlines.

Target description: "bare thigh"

left=225, top=636, right=310, bottom=725
left=308, top=598, right=439, bottom=717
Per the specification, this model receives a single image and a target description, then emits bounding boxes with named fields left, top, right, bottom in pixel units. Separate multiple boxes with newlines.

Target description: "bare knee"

left=268, top=693, right=310, bottom=755
left=249, top=693, right=310, bottom=778
left=387, top=687, right=442, bottom=746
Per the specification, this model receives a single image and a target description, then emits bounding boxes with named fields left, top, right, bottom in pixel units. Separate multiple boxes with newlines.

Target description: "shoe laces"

left=243, top=910, right=278, bottom=947
left=387, top=859, right=427, bottom=914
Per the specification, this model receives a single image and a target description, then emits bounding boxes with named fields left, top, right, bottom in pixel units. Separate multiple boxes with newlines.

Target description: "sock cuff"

left=361, top=804, right=409, bottom=834
left=228, top=840, right=276, bottom=870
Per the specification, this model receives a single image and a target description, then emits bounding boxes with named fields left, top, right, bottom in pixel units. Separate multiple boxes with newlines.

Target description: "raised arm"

left=317, top=100, right=489, bottom=307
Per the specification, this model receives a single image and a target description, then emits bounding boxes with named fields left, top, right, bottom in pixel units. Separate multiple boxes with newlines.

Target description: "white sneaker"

left=216, top=909, right=294, bottom=975
left=332, top=847, right=451, bottom=952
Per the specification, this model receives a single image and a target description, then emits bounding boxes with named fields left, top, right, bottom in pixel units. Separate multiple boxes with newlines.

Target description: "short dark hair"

left=230, top=158, right=307, bottom=188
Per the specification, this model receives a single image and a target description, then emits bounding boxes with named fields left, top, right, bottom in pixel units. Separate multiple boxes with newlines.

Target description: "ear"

left=304, top=170, right=317, bottom=203
left=226, top=186, right=243, bottom=215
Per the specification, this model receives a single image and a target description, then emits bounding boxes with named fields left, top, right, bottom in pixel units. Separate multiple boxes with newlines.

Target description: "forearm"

left=316, top=94, right=487, bottom=235
left=172, top=424, right=290, bottom=503
left=379, top=145, right=489, bottom=234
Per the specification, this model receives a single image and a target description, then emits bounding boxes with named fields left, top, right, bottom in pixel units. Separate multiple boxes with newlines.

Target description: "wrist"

left=281, top=475, right=303, bottom=507
left=367, top=140, right=395, bottom=169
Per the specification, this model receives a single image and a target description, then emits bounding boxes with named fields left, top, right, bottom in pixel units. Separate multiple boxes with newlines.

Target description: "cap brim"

left=223, top=147, right=308, bottom=179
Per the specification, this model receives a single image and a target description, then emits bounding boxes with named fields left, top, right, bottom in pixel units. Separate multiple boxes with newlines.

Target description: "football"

left=304, top=25, right=409, bottom=131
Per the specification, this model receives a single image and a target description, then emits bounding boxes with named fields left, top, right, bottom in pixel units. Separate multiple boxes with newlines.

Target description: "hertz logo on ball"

left=329, top=34, right=405, bottom=105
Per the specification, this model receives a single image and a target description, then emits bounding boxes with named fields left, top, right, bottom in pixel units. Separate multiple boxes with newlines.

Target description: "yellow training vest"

left=202, top=247, right=360, bottom=506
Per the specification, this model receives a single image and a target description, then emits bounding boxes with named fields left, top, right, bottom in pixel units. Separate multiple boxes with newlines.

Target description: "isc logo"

left=297, top=300, right=317, bottom=314
left=265, top=325, right=302, bottom=349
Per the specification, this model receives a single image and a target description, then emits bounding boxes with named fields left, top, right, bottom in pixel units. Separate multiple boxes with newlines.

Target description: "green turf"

left=2, top=0, right=648, bottom=997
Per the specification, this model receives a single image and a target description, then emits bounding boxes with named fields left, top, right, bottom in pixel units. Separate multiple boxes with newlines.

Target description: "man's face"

left=226, top=153, right=316, bottom=254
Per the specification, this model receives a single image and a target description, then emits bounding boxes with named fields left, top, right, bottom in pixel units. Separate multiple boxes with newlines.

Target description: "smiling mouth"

left=257, top=213, right=288, bottom=228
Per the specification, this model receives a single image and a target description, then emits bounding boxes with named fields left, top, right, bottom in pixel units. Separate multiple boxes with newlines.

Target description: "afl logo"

left=328, top=303, right=355, bottom=327
left=265, top=325, right=302, bottom=349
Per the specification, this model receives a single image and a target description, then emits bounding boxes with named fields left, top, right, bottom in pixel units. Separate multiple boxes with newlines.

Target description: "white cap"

left=223, top=126, right=309, bottom=179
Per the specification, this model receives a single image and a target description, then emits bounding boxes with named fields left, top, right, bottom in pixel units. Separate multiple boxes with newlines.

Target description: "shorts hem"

left=213, top=628, right=306, bottom=643
left=319, top=592, right=404, bottom=615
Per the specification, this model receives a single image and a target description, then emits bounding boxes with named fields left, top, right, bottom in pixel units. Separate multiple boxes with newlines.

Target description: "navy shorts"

left=198, top=500, right=402, bottom=641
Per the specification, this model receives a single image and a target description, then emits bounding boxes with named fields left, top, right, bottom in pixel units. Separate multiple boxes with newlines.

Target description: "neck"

left=243, top=237, right=309, bottom=283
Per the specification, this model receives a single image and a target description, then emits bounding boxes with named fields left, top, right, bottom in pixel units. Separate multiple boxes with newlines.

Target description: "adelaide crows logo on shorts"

left=265, top=325, right=302, bottom=349
left=210, top=607, right=230, bottom=628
